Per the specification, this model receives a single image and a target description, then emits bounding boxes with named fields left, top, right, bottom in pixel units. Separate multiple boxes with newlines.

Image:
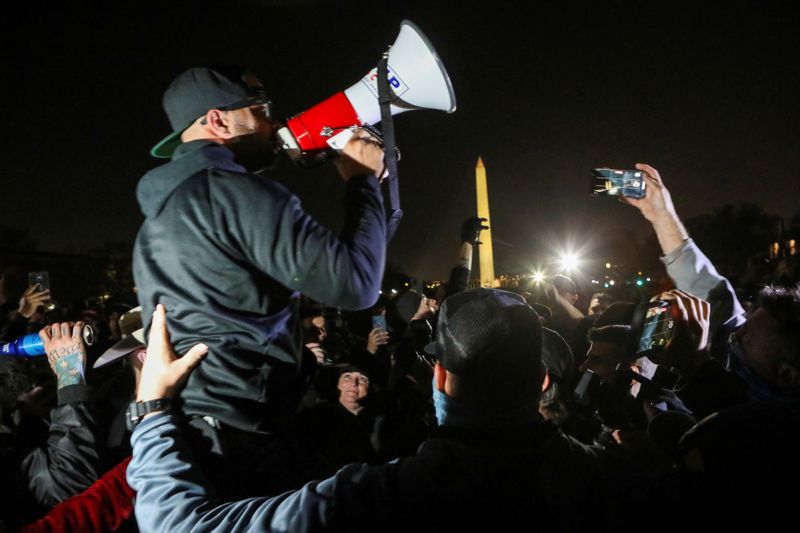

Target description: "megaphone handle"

left=377, top=53, right=402, bottom=242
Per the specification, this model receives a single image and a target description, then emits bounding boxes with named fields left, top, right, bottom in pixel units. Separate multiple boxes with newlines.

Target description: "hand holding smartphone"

left=591, top=168, right=647, bottom=199
left=372, top=314, right=387, bottom=331
left=28, top=271, right=50, bottom=292
left=27, top=271, right=54, bottom=311
left=636, top=300, right=675, bottom=355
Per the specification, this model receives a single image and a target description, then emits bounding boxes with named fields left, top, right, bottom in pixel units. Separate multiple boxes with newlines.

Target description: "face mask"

left=432, top=378, right=540, bottom=429
left=432, top=386, right=462, bottom=427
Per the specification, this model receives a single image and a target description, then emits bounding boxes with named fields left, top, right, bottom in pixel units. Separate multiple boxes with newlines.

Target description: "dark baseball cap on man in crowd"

left=425, top=288, right=544, bottom=411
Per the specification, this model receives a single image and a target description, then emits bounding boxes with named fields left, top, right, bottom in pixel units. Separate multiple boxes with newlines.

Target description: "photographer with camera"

left=574, top=303, right=649, bottom=446
left=570, top=294, right=704, bottom=446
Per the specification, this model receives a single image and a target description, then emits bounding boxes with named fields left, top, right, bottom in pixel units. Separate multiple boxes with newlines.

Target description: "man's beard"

left=229, top=133, right=281, bottom=174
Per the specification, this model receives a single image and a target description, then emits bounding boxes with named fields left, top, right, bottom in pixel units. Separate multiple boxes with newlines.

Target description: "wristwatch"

left=126, top=398, right=173, bottom=431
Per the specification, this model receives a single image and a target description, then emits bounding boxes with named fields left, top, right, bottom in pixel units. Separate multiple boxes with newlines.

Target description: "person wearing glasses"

left=131, top=66, right=387, bottom=498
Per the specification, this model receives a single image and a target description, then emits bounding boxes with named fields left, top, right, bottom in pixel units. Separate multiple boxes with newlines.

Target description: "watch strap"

left=127, top=398, right=173, bottom=431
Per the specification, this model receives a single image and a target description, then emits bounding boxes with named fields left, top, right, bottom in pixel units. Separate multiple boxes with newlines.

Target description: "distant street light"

left=559, top=253, right=579, bottom=272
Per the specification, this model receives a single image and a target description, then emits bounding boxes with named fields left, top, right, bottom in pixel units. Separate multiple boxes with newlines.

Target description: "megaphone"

left=277, top=19, right=456, bottom=163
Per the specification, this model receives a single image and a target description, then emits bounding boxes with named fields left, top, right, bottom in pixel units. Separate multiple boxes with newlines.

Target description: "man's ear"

left=126, top=348, right=147, bottom=371
left=203, top=109, right=235, bottom=139
left=434, top=362, right=447, bottom=393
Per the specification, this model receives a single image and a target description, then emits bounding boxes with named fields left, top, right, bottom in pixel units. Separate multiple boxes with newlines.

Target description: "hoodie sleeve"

left=212, top=173, right=386, bottom=310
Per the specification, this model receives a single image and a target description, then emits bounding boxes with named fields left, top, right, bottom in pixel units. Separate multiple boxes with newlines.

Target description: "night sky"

left=5, top=0, right=799, bottom=283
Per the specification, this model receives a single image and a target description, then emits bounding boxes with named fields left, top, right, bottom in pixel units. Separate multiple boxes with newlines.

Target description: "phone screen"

left=372, top=315, right=387, bottom=331
left=591, top=169, right=646, bottom=199
left=27, top=271, right=55, bottom=311
left=637, top=301, right=675, bottom=354
left=28, top=271, right=50, bottom=292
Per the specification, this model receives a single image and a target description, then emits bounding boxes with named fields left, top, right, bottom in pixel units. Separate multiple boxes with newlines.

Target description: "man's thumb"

left=176, top=343, right=209, bottom=374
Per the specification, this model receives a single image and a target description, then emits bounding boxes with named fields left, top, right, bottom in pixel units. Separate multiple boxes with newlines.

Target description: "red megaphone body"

left=276, top=20, right=456, bottom=163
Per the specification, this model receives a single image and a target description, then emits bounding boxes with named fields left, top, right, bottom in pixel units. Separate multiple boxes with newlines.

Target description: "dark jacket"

left=133, top=141, right=386, bottom=432
left=1, top=384, right=101, bottom=528
left=128, top=411, right=646, bottom=532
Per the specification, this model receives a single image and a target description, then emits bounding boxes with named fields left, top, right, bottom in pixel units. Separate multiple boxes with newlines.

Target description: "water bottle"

left=0, top=326, right=95, bottom=357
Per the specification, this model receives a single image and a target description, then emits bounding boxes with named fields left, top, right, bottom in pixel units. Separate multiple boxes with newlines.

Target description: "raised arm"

left=445, top=217, right=488, bottom=298
left=624, top=163, right=746, bottom=338
left=219, top=131, right=388, bottom=311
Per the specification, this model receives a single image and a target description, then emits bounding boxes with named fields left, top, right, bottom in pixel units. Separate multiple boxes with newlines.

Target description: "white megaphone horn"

left=276, top=19, right=456, bottom=162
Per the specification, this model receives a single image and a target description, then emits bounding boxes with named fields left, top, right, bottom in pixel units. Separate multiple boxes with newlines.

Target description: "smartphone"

left=372, top=314, right=387, bottom=331
left=28, top=271, right=50, bottom=292
left=591, top=168, right=646, bottom=199
left=28, top=271, right=54, bottom=311
left=637, top=300, right=676, bottom=355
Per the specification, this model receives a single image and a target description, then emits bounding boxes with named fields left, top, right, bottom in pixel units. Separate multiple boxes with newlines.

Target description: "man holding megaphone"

left=132, top=64, right=388, bottom=496
left=132, top=19, right=455, bottom=497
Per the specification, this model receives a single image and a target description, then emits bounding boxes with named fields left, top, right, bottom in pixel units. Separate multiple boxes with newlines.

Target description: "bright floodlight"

left=560, top=253, right=579, bottom=272
left=532, top=270, right=546, bottom=284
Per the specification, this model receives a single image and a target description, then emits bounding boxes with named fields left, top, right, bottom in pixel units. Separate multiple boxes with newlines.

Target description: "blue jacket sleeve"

left=127, top=412, right=343, bottom=532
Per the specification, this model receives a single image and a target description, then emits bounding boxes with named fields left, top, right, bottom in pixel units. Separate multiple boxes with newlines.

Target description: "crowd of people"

left=1, top=65, right=798, bottom=532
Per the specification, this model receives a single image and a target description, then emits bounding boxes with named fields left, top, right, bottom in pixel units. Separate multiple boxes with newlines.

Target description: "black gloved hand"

left=461, top=217, right=489, bottom=245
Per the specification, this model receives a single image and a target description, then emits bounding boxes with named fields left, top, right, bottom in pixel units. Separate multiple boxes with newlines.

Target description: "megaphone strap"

left=377, top=53, right=402, bottom=243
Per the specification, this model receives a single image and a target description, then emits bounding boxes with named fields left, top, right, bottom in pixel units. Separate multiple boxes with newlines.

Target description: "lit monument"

left=475, top=156, right=497, bottom=287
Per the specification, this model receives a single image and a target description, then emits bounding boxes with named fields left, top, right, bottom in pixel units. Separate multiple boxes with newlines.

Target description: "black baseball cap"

left=150, top=66, right=270, bottom=158
left=425, top=288, right=544, bottom=409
